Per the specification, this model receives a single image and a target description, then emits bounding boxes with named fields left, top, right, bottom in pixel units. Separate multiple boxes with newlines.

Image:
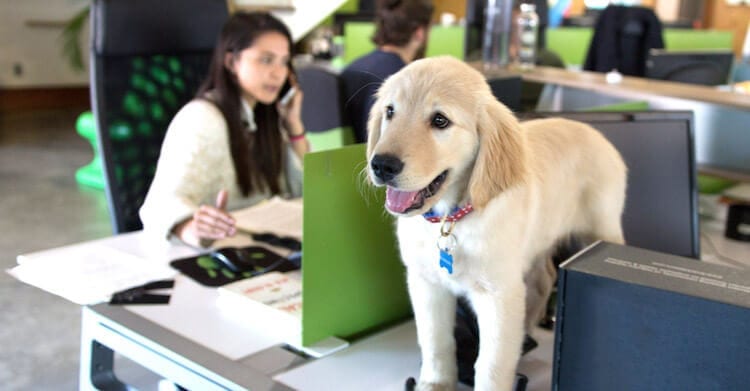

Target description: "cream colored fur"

left=366, top=57, right=627, bottom=391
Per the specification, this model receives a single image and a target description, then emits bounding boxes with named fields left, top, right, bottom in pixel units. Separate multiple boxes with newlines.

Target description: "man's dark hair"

left=372, top=0, right=434, bottom=46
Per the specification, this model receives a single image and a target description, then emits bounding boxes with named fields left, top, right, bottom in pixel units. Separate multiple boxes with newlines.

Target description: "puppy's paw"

left=415, top=381, right=455, bottom=391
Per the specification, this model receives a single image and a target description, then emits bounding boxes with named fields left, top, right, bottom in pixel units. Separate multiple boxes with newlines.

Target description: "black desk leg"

left=88, top=340, right=131, bottom=391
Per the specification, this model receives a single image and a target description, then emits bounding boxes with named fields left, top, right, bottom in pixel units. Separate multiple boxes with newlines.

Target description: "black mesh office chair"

left=296, top=62, right=352, bottom=151
left=90, top=0, right=228, bottom=233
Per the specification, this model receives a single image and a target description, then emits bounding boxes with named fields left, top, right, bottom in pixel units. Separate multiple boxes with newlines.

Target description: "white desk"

left=476, top=65, right=750, bottom=182
left=27, top=230, right=546, bottom=391
left=15, top=216, right=748, bottom=390
left=61, top=230, right=544, bottom=390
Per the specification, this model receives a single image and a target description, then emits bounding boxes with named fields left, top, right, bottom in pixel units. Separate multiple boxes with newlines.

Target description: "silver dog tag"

left=437, top=234, right=457, bottom=253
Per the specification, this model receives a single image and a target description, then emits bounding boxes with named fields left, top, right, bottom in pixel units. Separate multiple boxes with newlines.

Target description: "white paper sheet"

left=9, top=243, right=177, bottom=305
left=9, top=199, right=302, bottom=307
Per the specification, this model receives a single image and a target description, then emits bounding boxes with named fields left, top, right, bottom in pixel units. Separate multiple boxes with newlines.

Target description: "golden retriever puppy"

left=366, top=57, right=627, bottom=391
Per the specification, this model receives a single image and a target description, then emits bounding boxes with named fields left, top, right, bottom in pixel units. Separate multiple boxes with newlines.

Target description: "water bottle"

left=482, top=0, right=514, bottom=69
left=516, top=2, right=539, bottom=70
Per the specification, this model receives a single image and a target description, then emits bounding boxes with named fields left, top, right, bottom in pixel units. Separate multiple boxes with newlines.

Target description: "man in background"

left=340, top=0, right=434, bottom=143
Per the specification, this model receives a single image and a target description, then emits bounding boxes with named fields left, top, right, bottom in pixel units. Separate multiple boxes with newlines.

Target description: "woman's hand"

left=278, top=77, right=309, bottom=157
left=278, top=84, right=304, bottom=135
left=173, top=190, right=236, bottom=247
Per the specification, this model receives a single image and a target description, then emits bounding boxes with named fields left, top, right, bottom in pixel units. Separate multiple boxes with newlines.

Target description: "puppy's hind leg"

left=588, top=160, right=627, bottom=245
left=589, top=202, right=625, bottom=245
left=407, top=273, right=458, bottom=391
left=524, top=257, right=556, bottom=332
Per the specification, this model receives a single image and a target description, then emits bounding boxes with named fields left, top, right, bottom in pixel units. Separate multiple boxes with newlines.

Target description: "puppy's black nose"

left=371, top=154, right=404, bottom=182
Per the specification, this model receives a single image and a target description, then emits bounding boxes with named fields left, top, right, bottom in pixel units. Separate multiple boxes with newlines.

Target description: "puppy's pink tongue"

left=386, top=187, right=420, bottom=213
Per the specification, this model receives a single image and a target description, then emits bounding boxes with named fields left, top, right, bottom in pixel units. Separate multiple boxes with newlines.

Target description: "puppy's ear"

left=469, top=98, right=527, bottom=209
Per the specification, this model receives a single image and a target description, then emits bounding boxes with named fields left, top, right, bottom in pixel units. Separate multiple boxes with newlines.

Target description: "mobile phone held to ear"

left=279, top=67, right=298, bottom=106
left=279, top=86, right=297, bottom=106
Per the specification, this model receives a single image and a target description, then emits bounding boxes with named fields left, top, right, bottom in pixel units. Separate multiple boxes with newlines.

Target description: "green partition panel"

left=302, top=144, right=412, bottom=346
left=546, top=27, right=734, bottom=68
left=664, top=29, right=733, bottom=51
left=581, top=100, right=650, bottom=112
left=337, top=0, right=358, bottom=13
left=425, top=25, right=465, bottom=59
left=306, top=126, right=355, bottom=152
left=343, top=22, right=464, bottom=65
left=343, top=22, right=375, bottom=64
left=546, top=27, right=594, bottom=67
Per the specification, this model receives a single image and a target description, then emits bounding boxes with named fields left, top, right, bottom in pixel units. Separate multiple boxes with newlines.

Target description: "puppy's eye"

left=431, top=113, right=451, bottom=129
left=385, top=105, right=394, bottom=120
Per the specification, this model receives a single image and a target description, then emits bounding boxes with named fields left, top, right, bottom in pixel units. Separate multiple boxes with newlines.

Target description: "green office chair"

left=90, top=0, right=228, bottom=234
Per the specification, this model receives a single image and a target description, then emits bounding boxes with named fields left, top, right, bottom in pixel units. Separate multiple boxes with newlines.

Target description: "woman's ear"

left=468, top=98, right=527, bottom=209
left=224, top=52, right=236, bottom=75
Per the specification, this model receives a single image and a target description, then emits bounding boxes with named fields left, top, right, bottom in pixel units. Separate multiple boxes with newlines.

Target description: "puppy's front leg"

left=408, top=272, right=457, bottom=390
left=470, top=281, right=526, bottom=391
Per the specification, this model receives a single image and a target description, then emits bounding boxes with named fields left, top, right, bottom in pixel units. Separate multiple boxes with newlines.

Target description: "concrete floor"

left=0, top=109, right=158, bottom=390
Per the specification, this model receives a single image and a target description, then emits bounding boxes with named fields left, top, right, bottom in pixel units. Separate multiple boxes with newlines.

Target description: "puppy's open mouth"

left=385, top=170, right=448, bottom=214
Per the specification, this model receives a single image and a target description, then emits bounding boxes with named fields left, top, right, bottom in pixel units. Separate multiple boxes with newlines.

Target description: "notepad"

left=231, top=196, right=302, bottom=239
left=217, top=272, right=302, bottom=338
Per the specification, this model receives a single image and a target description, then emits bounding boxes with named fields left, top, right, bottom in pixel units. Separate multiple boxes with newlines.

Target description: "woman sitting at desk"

left=140, top=12, right=308, bottom=247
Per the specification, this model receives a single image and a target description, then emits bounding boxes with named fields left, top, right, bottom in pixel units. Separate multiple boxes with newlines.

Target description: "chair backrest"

left=296, top=63, right=347, bottom=133
left=90, top=0, right=228, bottom=233
left=296, top=62, right=353, bottom=151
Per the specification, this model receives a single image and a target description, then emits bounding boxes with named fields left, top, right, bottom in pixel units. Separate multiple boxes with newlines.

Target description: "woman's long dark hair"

left=197, top=12, right=294, bottom=197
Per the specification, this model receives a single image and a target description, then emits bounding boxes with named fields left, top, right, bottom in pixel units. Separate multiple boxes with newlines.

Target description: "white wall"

left=0, top=0, right=90, bottom=88
left=267, top=0, right=347, bottom=42
left=0, top=0, right=346, bottom=89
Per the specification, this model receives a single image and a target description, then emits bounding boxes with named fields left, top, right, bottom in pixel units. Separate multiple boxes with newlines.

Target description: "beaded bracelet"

left=289, top=132, right=306, bottom=142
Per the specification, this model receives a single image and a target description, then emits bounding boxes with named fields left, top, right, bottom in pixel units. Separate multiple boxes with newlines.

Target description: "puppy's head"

left=366, top=56, right=526, bottom=217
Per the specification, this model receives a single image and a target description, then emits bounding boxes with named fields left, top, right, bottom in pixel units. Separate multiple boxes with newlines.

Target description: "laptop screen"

left=519, top=111, right=700, bottom=259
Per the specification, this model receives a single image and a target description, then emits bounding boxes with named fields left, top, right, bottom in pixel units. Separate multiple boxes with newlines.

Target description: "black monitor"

left=519, top=111, right=700, bottom=259
left=645, top=49, right=735, bottom=86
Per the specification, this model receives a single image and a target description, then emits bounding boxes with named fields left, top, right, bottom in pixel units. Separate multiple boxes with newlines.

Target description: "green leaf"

left=60, top=5, right=90, bottom=73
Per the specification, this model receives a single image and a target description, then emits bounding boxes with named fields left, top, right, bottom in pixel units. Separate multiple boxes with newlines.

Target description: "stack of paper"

left=9, top=242, right=177, bottom=305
